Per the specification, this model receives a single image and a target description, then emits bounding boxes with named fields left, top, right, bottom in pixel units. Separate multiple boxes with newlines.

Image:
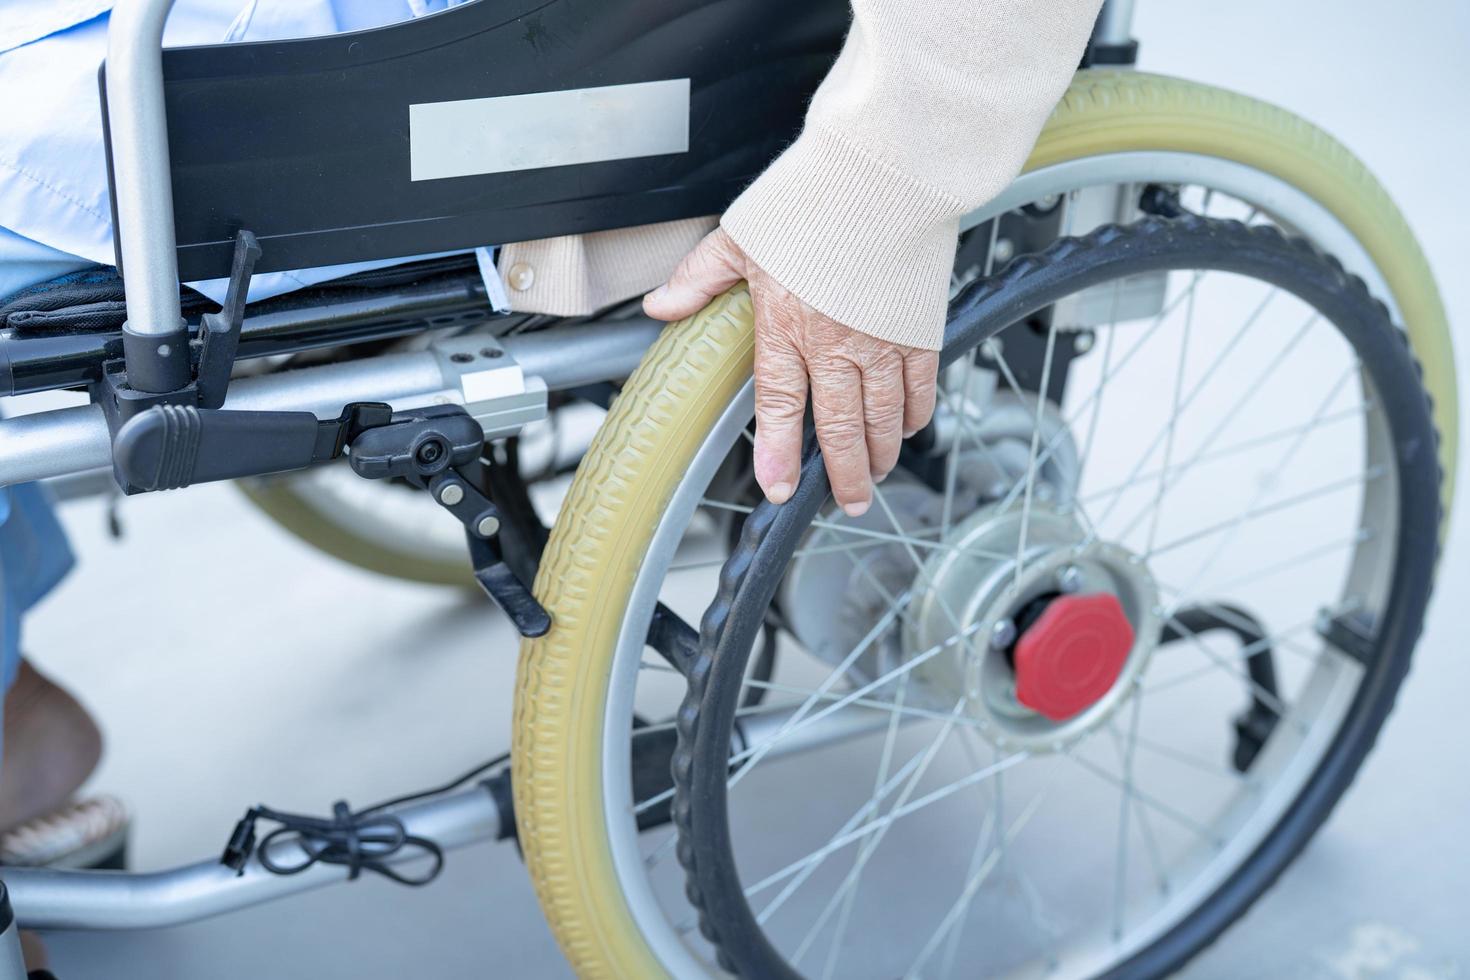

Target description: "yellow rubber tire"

left=513, top=70, right=1456, bottom=980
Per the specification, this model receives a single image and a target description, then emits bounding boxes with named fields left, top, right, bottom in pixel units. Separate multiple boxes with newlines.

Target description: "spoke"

left=1142, top=274, right=1198, bottom=554
left=988, top=272, right=1208, bottom=522
left=1120, top=726, right=1240, bottom=781
left=940, top=219, right=1003, bottom=536
left=1145, top=614, right=1318, bottom=700
left=699, top=498, right=1004, bottom=562
left=799, top=674, right=916, bottom=972
left=726, top=589, right=916, bottom=791
left=868, top=486, right=983, bottom=668
left=644, top=830, right=678, bottom=868
left=904, top=761, right=1060, bottom=978
left=1111, top=693, right=1143, bottom=938
left=985, top=330, right=1099, bottom=558
left=1075, top=281, right=1122, bottom=483
left=746, top=749, right=1030, bottom=903
left=633, top=785, right=675, bottom=816
left=762, top=696, right=969, bottom=927
left=1192, top=530, right=1372, bottom=599
left=740, top=677, right=991, bottom=731
left=1093, top=302, right=1313, bottom=541
left=935, top=732, right=1001, bottom=977
left=727, top=619, right=984, bottom=786
left=1074, top=404, right=1369, bottom=509
left=1108, top=722, right=1171, bottom=897
left=1148, top=358, right=1359, bottom=588
left=1148, top=593, right=1323, bottom=662
left=751, top=743, right=931, bottom=912
left=1161, top=615, right=1302, bottom=728
left=1146, top=468, right=1382, bottom=561
left=628, top=699, right=816, bottom=743
left=1003, top=313, right=1067, bottom=589
left=1065, top=753, right=1223, bottom=847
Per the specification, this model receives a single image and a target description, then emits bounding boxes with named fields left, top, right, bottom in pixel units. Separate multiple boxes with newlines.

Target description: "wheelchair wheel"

left=512, top=71, right=1453, bottom=979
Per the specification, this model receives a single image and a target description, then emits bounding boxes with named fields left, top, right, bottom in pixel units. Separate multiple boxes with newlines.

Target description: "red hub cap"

left=1013, top=593, right=1134, bottom=721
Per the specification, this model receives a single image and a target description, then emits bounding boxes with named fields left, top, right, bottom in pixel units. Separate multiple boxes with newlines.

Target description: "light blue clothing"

left=0, top=0, right=480, bottom=722
left=0, top=484, right=74, bottom=693
left=0, top=0, right=480, bottom=305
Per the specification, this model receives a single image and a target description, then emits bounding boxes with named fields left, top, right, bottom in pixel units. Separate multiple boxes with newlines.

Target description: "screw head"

left=990, top=618, right=1018, bottom=650
left=438, top=482, right=465, bottom=507
left=992, top=238, right=1016, bottom=264
left=415, top=440, right=444, bottom=466
left=476, top=515, right=501, bottom=537
left=1057, top=565, right=1084, bottom=593
left=1073, top=330, right=1096, bottom=355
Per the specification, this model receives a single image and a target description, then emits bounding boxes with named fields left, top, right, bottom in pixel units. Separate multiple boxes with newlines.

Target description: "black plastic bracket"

left=346, top=405, right=551, bottom=638
left=1316, top=607, right=1377, bottom=666
left=95, top=229, right=263, bottom=492
left=197, top=230, right=262, bottom=409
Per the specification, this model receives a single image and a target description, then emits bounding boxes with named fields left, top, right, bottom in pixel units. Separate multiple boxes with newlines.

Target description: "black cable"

left=220, top=752, right=511, bottom=885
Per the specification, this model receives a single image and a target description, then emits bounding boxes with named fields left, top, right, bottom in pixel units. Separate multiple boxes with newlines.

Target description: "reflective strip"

left=409, top=79, right=690, bottom=181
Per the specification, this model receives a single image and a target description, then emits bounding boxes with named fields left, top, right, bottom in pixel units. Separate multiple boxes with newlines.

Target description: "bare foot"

left=0, top=660, right=103, bottom=832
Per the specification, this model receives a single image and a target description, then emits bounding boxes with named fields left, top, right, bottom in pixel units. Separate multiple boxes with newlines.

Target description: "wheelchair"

left=0, top=0, right=1454, bottom=977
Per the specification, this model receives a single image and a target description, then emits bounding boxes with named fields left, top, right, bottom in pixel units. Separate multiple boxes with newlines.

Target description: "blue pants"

left=0, top=483, right=75, bottom=710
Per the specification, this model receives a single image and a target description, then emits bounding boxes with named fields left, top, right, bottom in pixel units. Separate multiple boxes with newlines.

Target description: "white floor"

left=20, top=1, right=1470, bottom=977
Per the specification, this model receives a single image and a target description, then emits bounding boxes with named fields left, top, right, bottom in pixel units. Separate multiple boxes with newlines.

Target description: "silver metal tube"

left=507, top=317, right=664, bottom=389
left=0, top=319, right=665, bottom=487
left=4, top=787, right=499, bottom=930
left=106, top=0, right=183, bottom=337
left=1092, top=0, right=1136, bottom=47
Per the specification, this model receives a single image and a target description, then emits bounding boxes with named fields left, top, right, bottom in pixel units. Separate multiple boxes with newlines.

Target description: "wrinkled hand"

left=644, top=227, right=939, bottom=516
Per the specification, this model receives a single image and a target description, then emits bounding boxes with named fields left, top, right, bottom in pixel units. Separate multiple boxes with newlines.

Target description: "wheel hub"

left=1013, top=592, right=1134, bottom=721
left=904, top=501, right=1162, bottom=749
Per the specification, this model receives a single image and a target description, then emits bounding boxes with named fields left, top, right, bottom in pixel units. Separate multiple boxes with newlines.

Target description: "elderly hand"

left=644, top=227, right=939, bottom=517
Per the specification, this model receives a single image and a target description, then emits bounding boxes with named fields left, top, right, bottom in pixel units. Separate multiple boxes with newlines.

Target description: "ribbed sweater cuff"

left=721, top=124, right=961, bottom=350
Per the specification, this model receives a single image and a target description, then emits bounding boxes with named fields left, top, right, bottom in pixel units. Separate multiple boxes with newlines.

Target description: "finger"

left=901, top=349, right=940, bottom=438
left=861, top=354, right=907, bottom=483
left=809, top=354, right=872, bottom=516
left=643, top=228, right=746, bottom=321
left=752, top=312, right=810, bottom=505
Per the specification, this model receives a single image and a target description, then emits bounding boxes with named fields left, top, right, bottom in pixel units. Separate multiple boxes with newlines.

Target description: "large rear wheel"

left=512, top=71, right=1453, bottom=979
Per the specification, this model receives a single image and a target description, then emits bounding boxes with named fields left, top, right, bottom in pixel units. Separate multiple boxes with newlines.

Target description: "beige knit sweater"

left=500, top=0, right=1104, bottom=350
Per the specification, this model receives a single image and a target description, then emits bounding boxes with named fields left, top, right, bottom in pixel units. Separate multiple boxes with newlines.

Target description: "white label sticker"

left=409, top=79, right=691, bottom=182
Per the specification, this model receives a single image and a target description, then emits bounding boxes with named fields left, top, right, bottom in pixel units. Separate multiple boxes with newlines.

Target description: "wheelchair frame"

left=0, top=0, right=1139, bottom=972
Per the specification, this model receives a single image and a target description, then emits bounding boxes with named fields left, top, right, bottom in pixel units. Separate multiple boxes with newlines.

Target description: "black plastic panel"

left=102, top=0, right=849, bottom=281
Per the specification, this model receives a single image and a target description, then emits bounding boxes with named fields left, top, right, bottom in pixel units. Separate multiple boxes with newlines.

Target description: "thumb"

left=643, top=227, right=747, bottom=321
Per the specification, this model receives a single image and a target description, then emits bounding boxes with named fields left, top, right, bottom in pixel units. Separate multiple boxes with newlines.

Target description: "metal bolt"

left=1057, top=565, right=1084, bottom=593
left=1073, top=330, right=1096, bottom=355
left=415, top=440, right=444, bottom=465
left=449, top=352, right=474, bottom=364
left=438, top=483, right=464, bottom=506
left=992, top=238, right=1016, bottom=264
left=476, top=514, right=501, bottom=537
left=480, top=347, right=504, bottom=359
left=990, top=618, right=1017, bottom=650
